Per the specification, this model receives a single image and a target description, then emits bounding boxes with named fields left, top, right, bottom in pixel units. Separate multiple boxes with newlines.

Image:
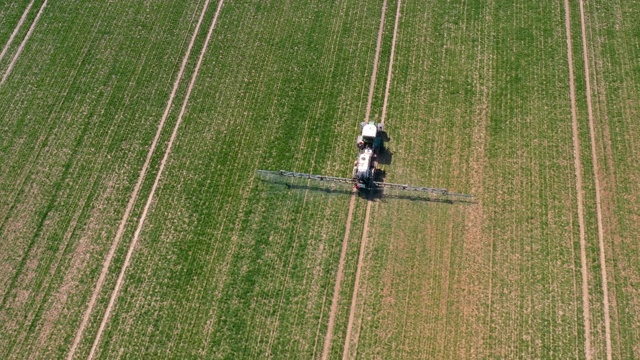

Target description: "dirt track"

left=321, top=192, right=356, bottom=360
left=66, top=0, right=215, bottom=358
left=321, top=1, right=390, bottom=359
left=342, top=200, right=372, bottom=359
left=363, top=0, right=389, bottom=125
left=341, top=1, right=401, bottom=358
left=0, top=0, right=48, bottom=86
left=0, top=0, right=35, bottom=65
left=380, top=0, right=401, bottom=125
left=578, top=0, right=612, bottom=358
left=86, top=1, right=226, bottom=359
left=563, top=0, right=592, bottom=358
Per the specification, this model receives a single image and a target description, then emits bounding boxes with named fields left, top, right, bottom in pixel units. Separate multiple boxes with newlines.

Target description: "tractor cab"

left=356, top=121, right=384, bottom=150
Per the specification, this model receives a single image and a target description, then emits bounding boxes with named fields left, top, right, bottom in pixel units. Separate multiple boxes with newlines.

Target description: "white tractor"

left=258, top=121, right=472, bottom=200
left=353, top=121, right=385, bottom=189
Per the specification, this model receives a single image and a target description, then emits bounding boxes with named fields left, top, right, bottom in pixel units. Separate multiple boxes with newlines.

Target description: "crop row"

left=348, top=0, right=614, bottom=358
left=77, top=1, right=385, bottom=359
left=0, top=2, right=206, bottom=358
left=581, top=1, right=640, bottom=358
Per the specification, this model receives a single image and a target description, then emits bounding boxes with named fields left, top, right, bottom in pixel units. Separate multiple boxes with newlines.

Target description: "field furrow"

left=73, top=1, right=383, bottom=358
left=67, top=2, right=215, bottom=357
left=578, top=0, right=613, bottom=357
left=0, top=2, right=212, bottom=358
left=1, top=1, right=639, bottom=358
left=0, top=0, right=48, bottom=87
left=0, top=0, right=35, bottom=67
left=563, top=0, right=593, bottom=357
left=579, top=0, right=640, bottom=358
left=347, top=0, right=596, bottom=358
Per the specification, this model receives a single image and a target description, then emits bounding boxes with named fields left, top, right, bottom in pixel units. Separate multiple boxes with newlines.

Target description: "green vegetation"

left=581, top=1, right=640, bottom=358
left=81, top=1, right=382, bottom=358
left=0, top=0, right=638, bottom=359
left=349, top=0, right=616, bottom=358
left=0, top=1, right=204, bottom=358
left=0, top=0, right=34, bottom=54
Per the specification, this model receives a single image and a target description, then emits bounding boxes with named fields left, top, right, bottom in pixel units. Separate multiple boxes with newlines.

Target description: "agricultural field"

left=0, top=0, right=639, bottom=359
left=582, top=1, right=640, bottom=358
left=0, top=1, right=33, bottom=51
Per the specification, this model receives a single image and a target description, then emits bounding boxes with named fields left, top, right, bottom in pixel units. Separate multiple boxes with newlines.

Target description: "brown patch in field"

left=0, top=129, right=48, bottom=230
left=458, top=1, right=493, bottom=356
left=36, top=200, right=89, bottom=348
left=33, top=162, right=121, bottom=356
left=584, top=3, right=637, bottom=358
left=7, top=223, right=47, bottom=315
left=0, top=177, right=44, bottom=292
left=434, top=215, right=456, bottom=355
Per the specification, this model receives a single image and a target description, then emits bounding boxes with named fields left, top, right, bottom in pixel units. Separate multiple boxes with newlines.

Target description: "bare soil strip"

left=381, top=0, right=402, bottom=124
left=322, top=1, right=389, bottom=358
left=321, top=192, right=357, bottom=360
left=563, top=0, right=592, bottom=358
left=65, top=0, right=214, bottom=358
left=0, top=0, right=35, bottom=64
left=342, top=200, right=372, bottom=360
left=462, top=1, right=493, bottom=355
left=342, top=1, right=401, bottom=358
left=578, top=1, right=612, bottom=358
left=86, top=1, right=225, bottom=358
left=363, top=0, right=388, bottom=123
left=0, top=0, right=47, bottom=87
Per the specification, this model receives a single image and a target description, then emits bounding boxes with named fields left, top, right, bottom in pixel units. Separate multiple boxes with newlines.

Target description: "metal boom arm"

left=257, top=170, right=354, bottom=185
left=257, top=170, right=473, bottom=198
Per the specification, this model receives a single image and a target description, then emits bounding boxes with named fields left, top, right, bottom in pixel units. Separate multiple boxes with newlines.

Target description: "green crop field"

left=581, top=1, right=640, bottom=358
left=0, top=1, right=31, bottom=50
left=0, top=0, right=639, bottom=359
left=353, top=0, right=590, bottom=358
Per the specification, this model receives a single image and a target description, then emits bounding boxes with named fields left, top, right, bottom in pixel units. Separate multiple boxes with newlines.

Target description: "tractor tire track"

left=342, top=200, right=372, bottom=360
left=322, top=1, right=390, bottom=358
left=0, top=0, right=35, bottom=65
left=86, top=1, right=225, bottom=358
left=321, top=192, right=356, bottom=360
left=363, top=0, right=388, bottom=124
left=578, top=1, right=612, bottom=358
left=0, top=0, right=48, bottom=87
left=342, top=1, right=401, bottom=358
left=563, top=0, right=592, bottom=358
left=66, top=0, right=214, bottom=358
left=381, top=0, right=402, bottom=125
